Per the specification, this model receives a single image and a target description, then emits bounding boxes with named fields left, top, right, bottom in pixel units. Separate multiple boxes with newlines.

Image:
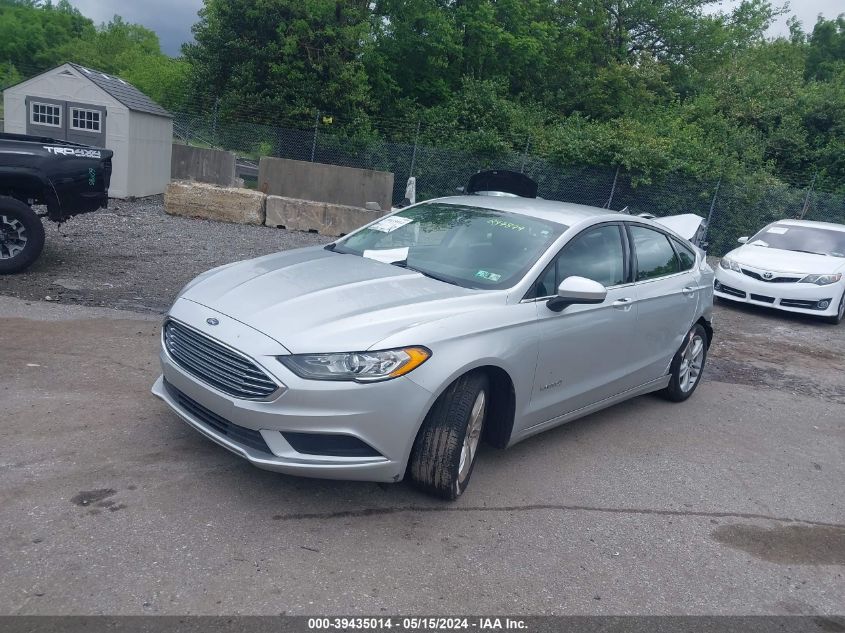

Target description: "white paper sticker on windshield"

left=369, top=216, right=413, bottom=233
left=475, top=270, right=502, bottom=282
left=767, top=226, right=789, bottom=234
left=362, top=247, right=409, bottom=264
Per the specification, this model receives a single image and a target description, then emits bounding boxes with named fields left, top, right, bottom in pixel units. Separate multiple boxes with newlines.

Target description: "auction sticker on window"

left=475, top=270, right=502, bottom=282
left=370, top=216, right=413, bottom=233
left=767, top=226, right=789, bottom=234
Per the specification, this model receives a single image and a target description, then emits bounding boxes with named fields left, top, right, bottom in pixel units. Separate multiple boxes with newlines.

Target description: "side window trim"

left=523, top=222, right=627, bottom=301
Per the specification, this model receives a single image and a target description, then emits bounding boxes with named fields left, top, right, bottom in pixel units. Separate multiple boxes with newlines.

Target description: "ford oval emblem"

left=206, top=318, right=219, bottom=326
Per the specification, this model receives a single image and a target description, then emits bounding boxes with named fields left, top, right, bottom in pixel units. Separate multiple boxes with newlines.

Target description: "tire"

left=660, top=323, right=708, bottom=402
left=822, top=290, right=845, bottom=325
left=408, top=372, right=489, bottom=500
left=0, top=197, right=45, bottom=275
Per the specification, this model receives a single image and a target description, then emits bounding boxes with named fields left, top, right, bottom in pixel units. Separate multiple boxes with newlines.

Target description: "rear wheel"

left=0, top=197, right=45, bottom=274
left=822, top=290, right=845, bottom=325
left=660, top=323, right=708, bottom=402
left=408, top=372, right=489, bottom=500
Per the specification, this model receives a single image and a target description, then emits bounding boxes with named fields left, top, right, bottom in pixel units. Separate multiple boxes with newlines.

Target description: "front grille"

left=164, top=320, right=278, bottom=400
left=715, top=282, right=746, bottom=298
left=749, top=293, right=775, bottom=303
left=741, top=269, right=800, bottom=283
left=164, top=380, right=273, bottom=455
left=780, top=298, right=831, bottom=310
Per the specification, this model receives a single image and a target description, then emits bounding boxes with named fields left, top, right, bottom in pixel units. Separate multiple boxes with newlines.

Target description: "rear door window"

left=671, top=237, right=696, bottom=271
left=630, top=225, right=680, bottom=281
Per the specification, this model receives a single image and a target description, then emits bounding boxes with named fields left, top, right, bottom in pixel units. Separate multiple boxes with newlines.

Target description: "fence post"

left=520, top=135, right=531, bottom=173
left=605, top=165, right=620, bottom=209
left=409, top=119, right=421, bottom=177
left=702, top=176, right=722, bottom=248
left=310, top=110, right=320, bottom=162
left=212, top=97, right=220, bottom=141
left=799, top=172, right=817, bottom=219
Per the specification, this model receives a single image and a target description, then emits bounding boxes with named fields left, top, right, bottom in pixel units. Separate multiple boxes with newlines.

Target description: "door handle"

left=682, top=286, right=696, bottom=297
left=612, top=298, right=633, bottom=310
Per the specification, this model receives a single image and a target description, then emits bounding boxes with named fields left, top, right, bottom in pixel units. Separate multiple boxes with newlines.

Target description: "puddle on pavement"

left=712, top=523, right=845, bottom=565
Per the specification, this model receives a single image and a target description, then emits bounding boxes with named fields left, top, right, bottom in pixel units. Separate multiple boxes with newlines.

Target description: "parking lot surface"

left=0, top=202, right=843, bottom=615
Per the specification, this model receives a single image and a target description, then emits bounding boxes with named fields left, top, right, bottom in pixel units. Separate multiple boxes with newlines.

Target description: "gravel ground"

left=0, top=196, right=327, bottom=313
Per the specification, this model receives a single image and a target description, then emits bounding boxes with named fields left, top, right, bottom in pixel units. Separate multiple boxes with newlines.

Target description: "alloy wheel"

left=457, top=390, right=486, bottom=484
left=679, top=334, right=705, bottom=393
left=0, top=215, right=27, bottom=260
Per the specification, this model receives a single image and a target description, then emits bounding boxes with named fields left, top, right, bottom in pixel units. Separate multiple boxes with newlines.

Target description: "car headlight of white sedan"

left=799, top=273, right=842, bottom=286
left=278, top=347, right=431, bottom=382
left=720, top=257, right=742, bottom=272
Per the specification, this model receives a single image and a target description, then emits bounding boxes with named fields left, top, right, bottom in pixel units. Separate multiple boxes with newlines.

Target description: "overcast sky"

left=67, top=0, right=844, bottom=58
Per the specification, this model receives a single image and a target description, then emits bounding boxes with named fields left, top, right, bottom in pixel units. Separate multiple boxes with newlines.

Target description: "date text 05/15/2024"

left=307, top=617, right=528, bottom=630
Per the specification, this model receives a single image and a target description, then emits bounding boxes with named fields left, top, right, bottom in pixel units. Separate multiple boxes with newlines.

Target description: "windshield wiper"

left=391, top=260, right=461, bottom=286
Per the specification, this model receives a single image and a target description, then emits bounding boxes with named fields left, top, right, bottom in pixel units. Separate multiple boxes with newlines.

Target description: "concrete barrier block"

left=164, top=181, right=266, bottom=225
left=171, top=144, right=238, bottom=187
left=265, top=195, right=386, bottom=236
left=258, top=157, right=394, bottom=211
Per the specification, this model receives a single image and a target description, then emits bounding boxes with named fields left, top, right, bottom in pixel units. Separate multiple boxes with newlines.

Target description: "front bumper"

left=151, top=305, right=436, bottom=483
left=714, top=267, right=842, bottom=317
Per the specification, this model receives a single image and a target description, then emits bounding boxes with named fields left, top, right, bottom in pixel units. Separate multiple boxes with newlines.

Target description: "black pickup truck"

left=0, top=133, right=113, bottom=274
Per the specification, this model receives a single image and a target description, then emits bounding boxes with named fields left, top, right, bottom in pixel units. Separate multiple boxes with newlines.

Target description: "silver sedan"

left=152, top=195, right=714, bottom=499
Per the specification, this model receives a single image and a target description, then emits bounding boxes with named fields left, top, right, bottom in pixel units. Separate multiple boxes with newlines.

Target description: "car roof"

left=773, top=219, right=845, bottom=233
left=429, top=195, right=622, bottom=226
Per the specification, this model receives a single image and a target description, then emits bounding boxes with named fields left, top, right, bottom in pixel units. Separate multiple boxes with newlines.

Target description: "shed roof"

left=65, top=63, right=172, bottom=118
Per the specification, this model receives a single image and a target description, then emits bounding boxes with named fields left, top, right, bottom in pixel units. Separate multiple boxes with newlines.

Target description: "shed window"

left=70, top=108, right=101, bottom=132
left=30, top=102, right=61, bottom=127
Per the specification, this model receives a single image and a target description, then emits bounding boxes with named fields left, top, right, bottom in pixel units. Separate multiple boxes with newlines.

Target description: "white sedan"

left=714, top=219, right=845, bottom=324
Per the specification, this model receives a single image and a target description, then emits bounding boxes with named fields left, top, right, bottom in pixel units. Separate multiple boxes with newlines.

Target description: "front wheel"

left=660, top=323, right=708, bottom=402
left=822, top=290, right=845, bottom=325
left=408, top=372, right=489, bottom=500
left=0, top=197, right=45, bottom=274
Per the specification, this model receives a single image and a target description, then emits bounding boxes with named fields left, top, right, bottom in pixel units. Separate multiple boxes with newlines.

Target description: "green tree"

left=805, top=15, right=845, bottom=80
left=184, top=0, right=373, bottom=124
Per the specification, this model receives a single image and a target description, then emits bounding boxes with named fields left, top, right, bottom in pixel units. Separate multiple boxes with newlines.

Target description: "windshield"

left=747, top=224, right=845, bottom=257
left=334, top=203, right=566, bottom=289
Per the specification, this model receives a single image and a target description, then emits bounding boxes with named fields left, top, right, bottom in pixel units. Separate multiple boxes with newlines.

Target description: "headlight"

left=278, top=347, right=431, bottom=382
left=799, top=273, right=842, bottom=286
left=720, top=258, right=742, bottom=273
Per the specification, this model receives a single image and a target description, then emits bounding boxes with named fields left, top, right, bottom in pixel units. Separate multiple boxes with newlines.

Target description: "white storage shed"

left=2, top=62, right=173, bottom=198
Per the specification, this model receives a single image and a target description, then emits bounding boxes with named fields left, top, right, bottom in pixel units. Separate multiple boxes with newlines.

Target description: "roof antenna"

left=620, top=206, right=630, bottom=214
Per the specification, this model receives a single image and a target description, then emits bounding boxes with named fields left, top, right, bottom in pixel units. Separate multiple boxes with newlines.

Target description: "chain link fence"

left=171, top=109, right=845, bottom=257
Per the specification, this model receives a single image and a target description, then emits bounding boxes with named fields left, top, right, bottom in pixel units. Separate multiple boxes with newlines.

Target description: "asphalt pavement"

left=1, top=296, right=842, bottom=615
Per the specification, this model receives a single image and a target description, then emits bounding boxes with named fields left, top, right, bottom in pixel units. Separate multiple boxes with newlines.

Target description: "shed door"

left=25, top=97, right=107, bottom=148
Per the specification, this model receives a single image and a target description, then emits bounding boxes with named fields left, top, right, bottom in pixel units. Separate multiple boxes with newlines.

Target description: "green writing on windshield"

left=488, top=219, right=525, bottom=231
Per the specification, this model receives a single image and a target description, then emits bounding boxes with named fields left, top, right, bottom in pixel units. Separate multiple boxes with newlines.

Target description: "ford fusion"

left=715, top=219, right=845, bottom=324
left=152, top=196, right=714, bottom=499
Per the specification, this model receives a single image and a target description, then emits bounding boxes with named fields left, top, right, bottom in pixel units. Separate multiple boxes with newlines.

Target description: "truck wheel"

left=408, top=372, right=489, bottom=500
left=0, top=197, right=45, bottom=274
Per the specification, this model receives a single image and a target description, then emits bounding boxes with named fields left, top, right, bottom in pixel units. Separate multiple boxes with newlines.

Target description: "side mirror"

left=737, top=236, right=749, bottom=244
left=546, top=276, right=608, bottom=313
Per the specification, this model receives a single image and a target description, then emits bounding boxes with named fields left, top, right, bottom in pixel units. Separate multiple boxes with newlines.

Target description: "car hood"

left=180, top=246, right=493, bottom=353
left=653, top=214, right=705, bottom=242
left=729, top=245, right=845, bottom=274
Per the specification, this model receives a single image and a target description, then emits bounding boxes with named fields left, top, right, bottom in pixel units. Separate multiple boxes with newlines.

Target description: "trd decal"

left=44, top=146, right=102, bottom=159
